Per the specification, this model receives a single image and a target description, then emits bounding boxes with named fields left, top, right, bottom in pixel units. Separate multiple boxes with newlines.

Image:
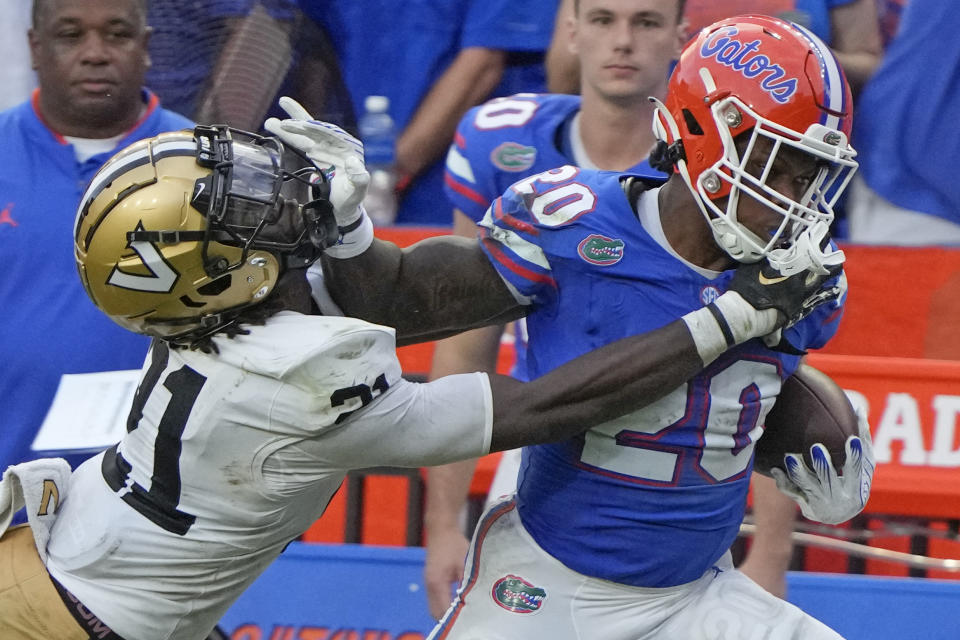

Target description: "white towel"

left=0, top=457, right=72, bottom=561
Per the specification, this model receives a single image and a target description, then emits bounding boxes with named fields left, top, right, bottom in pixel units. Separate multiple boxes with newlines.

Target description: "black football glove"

left=728, top=222, right=846, bottom=328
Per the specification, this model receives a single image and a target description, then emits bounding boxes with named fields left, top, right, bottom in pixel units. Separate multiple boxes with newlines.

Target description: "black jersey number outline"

left=331, top=373, right=390, bottom=424
left=102, top=341, right=204, bottom=535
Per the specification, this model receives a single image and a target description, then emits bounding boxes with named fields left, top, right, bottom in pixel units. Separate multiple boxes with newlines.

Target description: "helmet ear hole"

left=197, top=275, right=232, bottom=296
left=681, top=109, right=704, bottom=136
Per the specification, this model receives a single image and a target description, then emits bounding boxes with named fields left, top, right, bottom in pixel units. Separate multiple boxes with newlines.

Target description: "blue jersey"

left=445, top=93, right=663, bottom=223
left=0, top=91, right=193, bottom=483
left=853, top=0, right=960, bottom=224
left=479, top=166, right=843, bottom=587
left=309, top=0, right=559, bottom=226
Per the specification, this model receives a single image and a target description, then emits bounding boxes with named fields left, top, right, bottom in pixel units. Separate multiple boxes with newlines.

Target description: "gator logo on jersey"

left=490, top=142, right=537, bottom=172
left=492, top=575, right=546, bottom=613
left=578, top=234, right=624, bottom=266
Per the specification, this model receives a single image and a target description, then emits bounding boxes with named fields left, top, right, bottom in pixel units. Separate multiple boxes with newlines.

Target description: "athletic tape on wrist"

left=713, top=291, right=779, bottom=344
left=706, top=303, right=736, bottom=347
left=325, top=207, right=374, bottom=259
left=681, top=306, right=730, bottom=366
left=682, top=292, right=780, bottom=365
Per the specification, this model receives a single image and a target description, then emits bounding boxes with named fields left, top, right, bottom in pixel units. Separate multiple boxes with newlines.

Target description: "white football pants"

left=429, top=498, right=844, bottom=640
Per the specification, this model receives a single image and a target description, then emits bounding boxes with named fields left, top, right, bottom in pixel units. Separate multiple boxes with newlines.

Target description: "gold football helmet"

left=75, top=125, right=337, bottom=345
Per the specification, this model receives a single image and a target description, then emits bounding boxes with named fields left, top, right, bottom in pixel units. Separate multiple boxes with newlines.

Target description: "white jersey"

left=45, top=312, right=493, bottom=640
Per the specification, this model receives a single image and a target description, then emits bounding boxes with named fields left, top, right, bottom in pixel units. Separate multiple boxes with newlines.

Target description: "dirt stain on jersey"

left=334, top=337, right=377, bottom=360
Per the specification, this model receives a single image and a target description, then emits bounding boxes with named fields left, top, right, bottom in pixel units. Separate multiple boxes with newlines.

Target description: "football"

left=753, top=363, right=859, bottom=477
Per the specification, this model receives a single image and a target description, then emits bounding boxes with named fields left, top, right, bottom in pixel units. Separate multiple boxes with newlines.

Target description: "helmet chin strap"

left=767, top=220, right=845, bottom=277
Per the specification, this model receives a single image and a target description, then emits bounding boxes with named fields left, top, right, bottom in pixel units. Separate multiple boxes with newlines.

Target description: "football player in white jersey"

left=0, top=121, right=841, bottom=639
left=266, top=13, right=875, bottom=640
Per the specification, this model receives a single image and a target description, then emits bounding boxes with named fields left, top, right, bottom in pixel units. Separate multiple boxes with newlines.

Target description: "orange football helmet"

left=652, top=14, right=858, bottom=263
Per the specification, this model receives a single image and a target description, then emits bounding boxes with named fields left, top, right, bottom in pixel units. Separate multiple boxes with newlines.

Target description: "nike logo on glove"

left=757, top=272, right=790, bottom=285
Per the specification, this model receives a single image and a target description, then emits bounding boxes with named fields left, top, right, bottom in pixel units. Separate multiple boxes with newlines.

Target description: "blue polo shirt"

left=0, top=90, right=193, bottom=483
left=304, top=0, right=559, bottom=226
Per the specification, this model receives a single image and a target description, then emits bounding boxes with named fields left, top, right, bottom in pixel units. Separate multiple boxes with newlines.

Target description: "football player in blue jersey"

left=267, top=15, right=875, bottom=638
left=424, top=0, right=686, bottom=617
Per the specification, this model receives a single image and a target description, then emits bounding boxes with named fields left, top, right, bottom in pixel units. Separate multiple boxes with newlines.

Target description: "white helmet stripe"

left=78, top=146, right=149, bottom=216
left=76, top=140, right=197, bottom=230
left=791, top=22, right=845, bottom=131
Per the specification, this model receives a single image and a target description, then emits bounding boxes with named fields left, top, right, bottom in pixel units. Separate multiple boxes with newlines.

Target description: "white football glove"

left=264, top=97, right=370, bottom=228
left=770, top=407, right=875, bottom=525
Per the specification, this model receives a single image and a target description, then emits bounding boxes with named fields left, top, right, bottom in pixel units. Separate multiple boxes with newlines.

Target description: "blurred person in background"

left=846, top=0, right=960, bottom=245
left=0, top=0, right=192, bottom=510
left=145, top=0, right=356, bottom=133
left=303, top=0, right=560, bottom=226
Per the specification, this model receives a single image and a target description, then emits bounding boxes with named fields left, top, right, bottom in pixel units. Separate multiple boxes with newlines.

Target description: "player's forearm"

left=424, top=459, right=480, bottom=534
left=488, top=320, right=705, bottom=451
left=321, top=236, right=523, bottom=345
left=488, top=284, right=788, bottom=450
left=395, top=47, right=506, bottom=181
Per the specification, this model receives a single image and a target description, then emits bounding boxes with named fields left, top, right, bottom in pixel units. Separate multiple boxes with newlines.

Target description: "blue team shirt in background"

left=478, top=167, right=843, bottom=586
left=0, top=91, right=193, bottom=486
left=305, top=0, right=559, bottom=226
left=852, top=0, right=960, bottom=224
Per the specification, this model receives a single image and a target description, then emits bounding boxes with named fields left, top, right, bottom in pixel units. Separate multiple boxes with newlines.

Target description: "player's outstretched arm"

left=321, top=234, right=526, bottom=345
left=487, top=233, right=849, bottom=450
left=265, top=98, right=524, bottom=345
left=263, top=103, right=846, bottom=348
left=487, top=319, right=705, bottom=451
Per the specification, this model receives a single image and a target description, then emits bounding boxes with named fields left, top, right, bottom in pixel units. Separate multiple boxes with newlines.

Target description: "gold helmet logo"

left=75, top=127, right=334, bottom=344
